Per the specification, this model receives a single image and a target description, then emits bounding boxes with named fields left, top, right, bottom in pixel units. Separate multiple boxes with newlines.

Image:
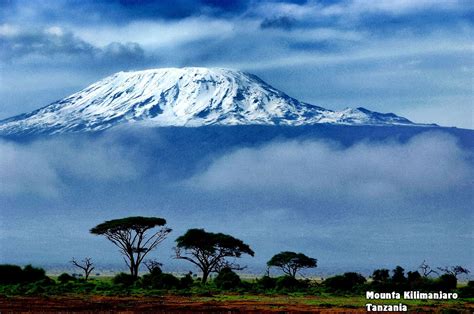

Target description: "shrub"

left=0, top=265, right=23, bottom=284
left=24, top=282, right=46, bottom=295
left=436, top=274, right=457, bottom=291
left=257, top=275, right=277, bottom=290
left=458, top=281, right=474, bottom=298
left=112, top=272, right=136, bottom=287
left=391, top=266, right=406, bottom=284
left=141, top=272, right=180, bottom=289
left=0, top=264, right=47, bottom=284
left=180, top=272, right=194, bottom=289
left=214, top=268, right=241, bottom=290
left=323, top=272, right=366, bottom=293
left=21, top=265, right=47, bottom=283
left=371, top=269, right=390, bottom=283
left=276, top=275, right=303, bottom=292
left=58, top=273, right=77, bottom=283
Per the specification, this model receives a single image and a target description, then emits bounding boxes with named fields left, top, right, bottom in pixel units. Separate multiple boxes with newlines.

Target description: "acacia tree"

left=71, top=257, right=95, bottom=280
left=437, top=265, right=470, bottom=278
left=267, top=251, right=317, bottom=278
left=174, top=228, right=254, bottom=283
left=90, top=216, right=171, bottom=279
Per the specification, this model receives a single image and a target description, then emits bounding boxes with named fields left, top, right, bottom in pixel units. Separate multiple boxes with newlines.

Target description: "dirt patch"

left=0, top=295, right=472, bottom=313
left=0, top=295, right=364, bottom=313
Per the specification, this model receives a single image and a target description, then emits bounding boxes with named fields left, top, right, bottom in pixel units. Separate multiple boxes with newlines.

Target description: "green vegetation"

left=0, top=264, right=48, bottom=285
left=0, top=264, right=472, bottom=298
left=214, top=267, right=241, bottom=290
left=323, top=272, right=366, bottom=293
left=1, top=215, right=472, bottom=312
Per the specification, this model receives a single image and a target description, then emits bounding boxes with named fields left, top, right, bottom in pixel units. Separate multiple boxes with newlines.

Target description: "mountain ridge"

left=0, top=67, right=434, bottom=135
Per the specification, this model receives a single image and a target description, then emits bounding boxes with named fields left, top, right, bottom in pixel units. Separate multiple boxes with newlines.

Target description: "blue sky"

left=0, top=0, right=472, bottom=128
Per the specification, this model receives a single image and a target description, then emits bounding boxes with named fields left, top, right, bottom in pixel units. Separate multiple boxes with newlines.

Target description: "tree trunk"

left=291, top=269, right=297, bottom=278
left=131, top=263, right=140, bottom=279
left=129, top=262, right=136, bottom=278
left=201, top=270, right=209, bottom=283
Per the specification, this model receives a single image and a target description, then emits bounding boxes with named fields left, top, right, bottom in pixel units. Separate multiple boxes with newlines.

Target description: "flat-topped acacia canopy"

left=175, top=228, right=254, bottom=283
left=267, top=251, right=317, bottom=278
left=90, top=216, right=171, bottom=278
left=90, top=216, right=167, bottom=234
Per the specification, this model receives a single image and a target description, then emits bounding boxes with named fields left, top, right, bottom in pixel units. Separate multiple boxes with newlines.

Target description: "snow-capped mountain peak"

left=0, top=67, right=428, bottom=135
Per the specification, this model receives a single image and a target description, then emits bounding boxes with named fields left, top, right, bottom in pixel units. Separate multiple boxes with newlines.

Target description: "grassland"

left=0, top=276, right=473, bottom=313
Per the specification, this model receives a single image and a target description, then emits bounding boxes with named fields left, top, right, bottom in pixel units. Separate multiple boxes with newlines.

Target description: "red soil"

left=0, top=295, right=365, bottom=313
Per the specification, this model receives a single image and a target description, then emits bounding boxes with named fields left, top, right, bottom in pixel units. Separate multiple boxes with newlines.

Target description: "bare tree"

left=71, top=257, right=95, bottom=280
left=144, top=259, right=163, bottom=273
left=419, top=260, right=438, bottom=277
left=437, top=265, right=470, bottom=278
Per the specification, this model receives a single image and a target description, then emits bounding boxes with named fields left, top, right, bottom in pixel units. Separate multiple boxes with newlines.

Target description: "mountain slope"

left=0, top=67, right=428, bottom=135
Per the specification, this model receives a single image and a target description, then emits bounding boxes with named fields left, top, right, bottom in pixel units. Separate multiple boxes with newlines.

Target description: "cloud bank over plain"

left=0, top=137, right=143, bottom=197
left=189, top=133, right=471, bottom=200
left=0, top=130, right=472, bottom=269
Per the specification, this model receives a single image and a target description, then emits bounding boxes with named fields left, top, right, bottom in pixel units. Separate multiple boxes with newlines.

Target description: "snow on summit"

left=0, top=67, right=423, bottom=135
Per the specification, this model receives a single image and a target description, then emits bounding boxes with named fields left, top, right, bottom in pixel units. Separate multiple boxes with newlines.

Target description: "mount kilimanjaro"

left=0, top=67, right=432, bottom=135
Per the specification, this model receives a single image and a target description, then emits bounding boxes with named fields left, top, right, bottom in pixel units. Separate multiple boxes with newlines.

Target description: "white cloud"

left=0, top=24, right=20, bottom=37
left=187, top=132, right=472, bottom=205
left=73, top=17, right=234, bottom=49
left=44, top=26, right=64, bottom=36
left=0, top=140, right=60, bottom=197
left=0, top=137, right=143, bottom=198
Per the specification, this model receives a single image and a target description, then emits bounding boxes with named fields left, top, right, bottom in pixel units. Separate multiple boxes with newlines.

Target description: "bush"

left=458, top=281, right=474, bottom=298
left=276, top=276, right=301, bottom=291
left=372, top=269, right=390, bottom=283
left=257, top=275, right=277, bottom=290
left=112, top=273, right=136, bottom=287
left=21, top=265, right=47, bottom=283
left=180, top=272, right=194, bottom=289
left=214, top=268, right=241, bottom=290
left=323, top=272, right=366, bottom=293
left=436, top=274, right=457, bottom=291
left=141, top=272, right=180, bottom=289
left=0, top=265, right=23, bottom=284
left=58, top=273, right=77, bottom=283
left=0, top=264, right=47, bottom=284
